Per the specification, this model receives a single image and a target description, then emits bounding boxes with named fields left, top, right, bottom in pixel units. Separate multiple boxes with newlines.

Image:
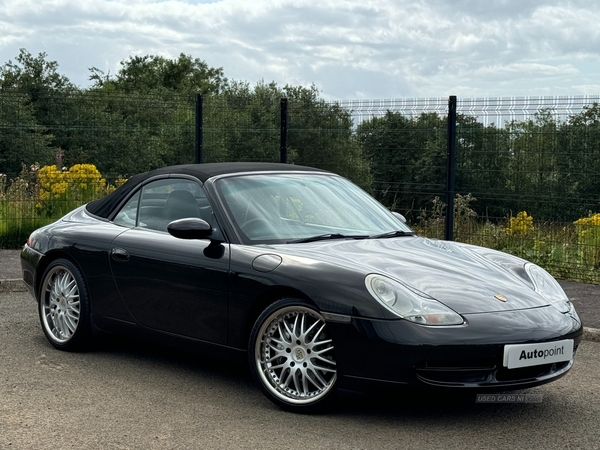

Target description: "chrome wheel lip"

left=40, top=266, right=81, bottom=344
left=255, top=305, right=337, bottom=405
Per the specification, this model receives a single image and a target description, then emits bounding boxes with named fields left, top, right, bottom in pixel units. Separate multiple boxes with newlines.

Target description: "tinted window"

left=112, top=179, right=214, bottom=232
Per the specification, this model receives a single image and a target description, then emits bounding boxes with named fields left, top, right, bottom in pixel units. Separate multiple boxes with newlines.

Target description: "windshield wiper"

left=369, top=230, right=416, bottom=239
left=286, top=233, right=369, bottom=244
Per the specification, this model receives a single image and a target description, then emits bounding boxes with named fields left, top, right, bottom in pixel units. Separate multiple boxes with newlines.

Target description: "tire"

left=249, top=298, right=337, bottom=413
left=38, top=258, right=91, bottom=351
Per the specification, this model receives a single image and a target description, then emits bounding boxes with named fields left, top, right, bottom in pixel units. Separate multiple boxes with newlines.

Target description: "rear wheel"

left=38, top=259, right=91, bottom=351
left=249, top=298, right=337, bottom=413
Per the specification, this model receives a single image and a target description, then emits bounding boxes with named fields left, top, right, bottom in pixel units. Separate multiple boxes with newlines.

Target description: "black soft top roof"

left=86, top=162, right=327, bottom=219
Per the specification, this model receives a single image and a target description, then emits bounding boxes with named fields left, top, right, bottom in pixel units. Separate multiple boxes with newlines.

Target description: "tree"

left=0, top=49, right=77, bottom=132
left=455, top=115, right=511, bottom=220
left=202, top=81, right=280, bottom=164
left=556, top=103, right=600, bottom=220
left=80, top=54, right=229, bottom=177
left=0, top=49, right=73, bottom=95
left=285, top=84, right=371, bottom=188
left=202, top=81, right=371, bottom=187
left=89, top=53, right=227, bottom=95
left=356, top=111, right=447, bottom=217
left=0, top=92, right=53, bottom=175
left=503, top=111, right=565, bottom=220
left=0, top=49, right=69, bottom=175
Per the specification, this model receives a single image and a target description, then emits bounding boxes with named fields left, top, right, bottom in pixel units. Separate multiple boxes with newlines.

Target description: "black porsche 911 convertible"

left=21, top=162, right=583, bottom=412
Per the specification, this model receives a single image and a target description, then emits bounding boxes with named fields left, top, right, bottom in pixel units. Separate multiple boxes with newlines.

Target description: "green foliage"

left=0, top=50, right=78, bottom=170
left=356, top=111, right=446, bottom=216
left=0, top=48, right=73, bottom=94
left=2, top=48, right=600, bottom=282
left=0, top=163, right=122, bottom=248
left=455, top=114, right=512, bottom=218
left=0, top=92, right=54, bottom=175
left=286, top=85, right=371, bottom=188
left=60, top=89, right=196, bottom=177
left=573, top=213, right=600, bottom=269
left=0, top=165, right=52, bottom=248
left=203, top=81, right=371, bottom=187
left=414, top=193, right=477, bottom=241
left=89, top=53, right=227, bottom=95
left=203, top=81, right=281, bottom=163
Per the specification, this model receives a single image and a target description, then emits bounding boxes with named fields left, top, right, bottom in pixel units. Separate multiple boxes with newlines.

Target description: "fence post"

left=280, top=98, right=288, bottom=163
left=445, top=95, right=457, bottom=241
left=195, top=94, right=203, bottom=164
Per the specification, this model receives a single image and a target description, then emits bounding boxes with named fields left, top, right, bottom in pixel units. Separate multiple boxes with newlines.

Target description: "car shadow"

left=23, top=327, right=557, bottom=421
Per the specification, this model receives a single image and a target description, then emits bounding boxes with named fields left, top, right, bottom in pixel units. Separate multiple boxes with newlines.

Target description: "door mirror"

left=391, top=211, right=407, bottom=224
left=167, top=218, right=213, bottom=240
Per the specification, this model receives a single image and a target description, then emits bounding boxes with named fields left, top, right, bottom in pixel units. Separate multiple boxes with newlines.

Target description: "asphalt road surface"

left=2, top=290, right=600, bottom=450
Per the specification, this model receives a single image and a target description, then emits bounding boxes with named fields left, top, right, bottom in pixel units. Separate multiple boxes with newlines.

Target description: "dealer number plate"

left=503, top=339, right=574, bottom=369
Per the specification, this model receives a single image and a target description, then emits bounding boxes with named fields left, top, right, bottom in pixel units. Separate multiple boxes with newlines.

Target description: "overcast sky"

left=1, top=0, right=599, bottom=100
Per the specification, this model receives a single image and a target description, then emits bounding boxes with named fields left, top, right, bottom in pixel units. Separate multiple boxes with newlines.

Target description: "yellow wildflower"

left=506, top=211, right=534, bottom=235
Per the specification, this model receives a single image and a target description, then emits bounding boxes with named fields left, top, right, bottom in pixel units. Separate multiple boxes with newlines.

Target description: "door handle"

left=111, top=247, right=130, bottom=261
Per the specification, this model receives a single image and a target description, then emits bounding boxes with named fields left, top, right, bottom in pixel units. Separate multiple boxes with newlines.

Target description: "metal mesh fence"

left=333, top=95, right=600, bottom=282
left=334, top=98, right=449, bottom=229
left=202, top=94, right=280, bottom=163
left=0, top=90, right=196, bottom=247
left=451, top=96, right=600, bottom=282
left=2, top=90, right=600, bottom=283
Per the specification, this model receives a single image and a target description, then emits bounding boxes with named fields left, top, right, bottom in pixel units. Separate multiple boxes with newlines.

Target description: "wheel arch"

left=34, top=250, right=85, bottom=301
left=243, top=286, right=316, bottom=347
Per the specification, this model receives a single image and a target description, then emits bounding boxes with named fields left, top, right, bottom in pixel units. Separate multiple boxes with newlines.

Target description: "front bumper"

left=326, top=305, right=583, bottom=392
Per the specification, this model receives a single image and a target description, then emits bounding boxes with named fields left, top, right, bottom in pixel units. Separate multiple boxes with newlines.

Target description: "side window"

left=113, top=191, right=140, bottom=227
left=112, top=179, right=214, bottom=232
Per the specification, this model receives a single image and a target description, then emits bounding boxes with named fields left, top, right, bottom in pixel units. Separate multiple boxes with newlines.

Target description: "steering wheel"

left=240, top=218, right=274, bottom=237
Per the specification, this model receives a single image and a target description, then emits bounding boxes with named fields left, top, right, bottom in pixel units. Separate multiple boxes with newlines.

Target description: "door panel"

left=110, top=229, right=229, bottom=344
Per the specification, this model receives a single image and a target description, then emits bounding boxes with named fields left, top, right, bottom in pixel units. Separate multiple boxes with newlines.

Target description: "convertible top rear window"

left=86, top=172, right=147, bottom=219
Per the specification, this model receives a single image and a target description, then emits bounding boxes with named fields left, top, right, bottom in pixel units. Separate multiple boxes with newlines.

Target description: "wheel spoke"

left=278, top=321, right=292, bottom=344
left=267, top=342, right=287, bottom=359
left=312, top=364, right=336, bottom=374
left=67, top=302, right=80, bottom=314
left=269, top=336, right=286, bottom=347
left=281, top=368, right=293, bottom=388
left=57, top=272, right=68, bottom=292
left=268, top=361, right=288, bottom=371
left=55, top=314, right=66, bottom=338
left=65, top=279, right=78, bottom=297
left=308, top=367, right=327, bottom=389
left=299, top=313, right=307, bottom=338
left=65, top=312, right=78, bottom=330
left=312, top=345, right=334, bottom=356
left=292, top=368, right=302, bottom=394
left=301, top=368, right=310, bottom=395
left=284, top=315, right=296, bottom=339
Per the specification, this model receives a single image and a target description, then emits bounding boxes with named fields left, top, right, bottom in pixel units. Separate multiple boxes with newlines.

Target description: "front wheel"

left=249, top=298, right=337, bottom=413
left=38, top=258, right=91, bottom=351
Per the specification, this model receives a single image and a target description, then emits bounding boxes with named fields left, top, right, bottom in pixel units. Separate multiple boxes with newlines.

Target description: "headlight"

left=525, top=263, right=572, bottom=313
left=365, top=274, right=464, bottom=326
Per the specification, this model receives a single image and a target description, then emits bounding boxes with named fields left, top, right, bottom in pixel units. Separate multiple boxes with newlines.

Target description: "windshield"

left=215, top=173, right=413, bottom=244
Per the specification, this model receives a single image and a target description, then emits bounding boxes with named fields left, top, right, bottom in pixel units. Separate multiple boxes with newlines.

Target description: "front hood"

left=272, top=237, right=549, bottom=314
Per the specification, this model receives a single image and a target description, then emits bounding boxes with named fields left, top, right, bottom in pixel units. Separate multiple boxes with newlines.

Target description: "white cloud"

left=0, top=0, right=599, bottom=99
